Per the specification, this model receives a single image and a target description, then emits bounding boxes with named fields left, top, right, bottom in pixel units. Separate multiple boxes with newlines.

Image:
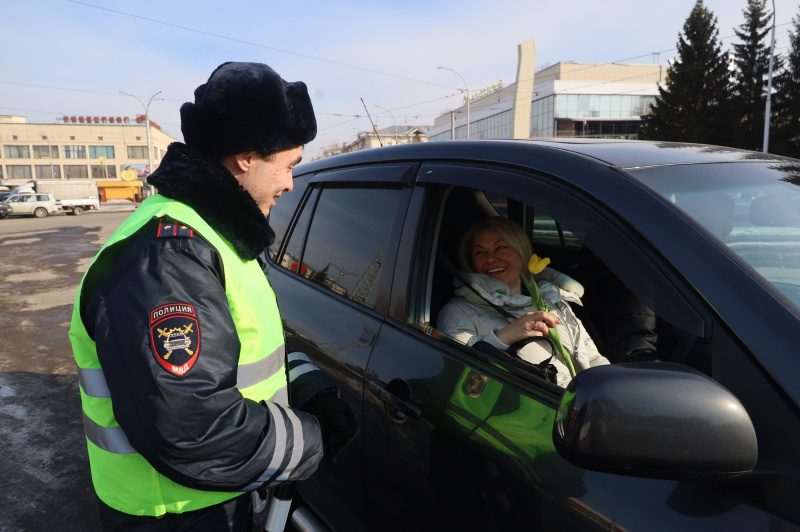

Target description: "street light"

left=763, top=0, right=777, bottom=153
left=120, top=90, right=162, bottom=188
left=437, top=66, right=470, bottom=140
left=376, top=106, right=398, bottom=143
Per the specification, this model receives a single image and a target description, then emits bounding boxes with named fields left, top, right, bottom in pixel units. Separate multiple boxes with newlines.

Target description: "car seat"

left=428, top=187, right=498, bottom=327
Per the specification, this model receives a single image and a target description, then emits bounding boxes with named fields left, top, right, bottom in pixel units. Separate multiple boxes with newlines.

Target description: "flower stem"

left=520, top=273, right=576, bottom=378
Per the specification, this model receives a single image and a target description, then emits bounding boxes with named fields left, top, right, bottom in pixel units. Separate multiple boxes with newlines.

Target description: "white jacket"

left=436, top=271, right=609, bottom=387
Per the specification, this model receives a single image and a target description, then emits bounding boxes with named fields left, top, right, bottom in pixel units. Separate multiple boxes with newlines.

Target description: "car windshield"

left=628, top=161, right=800, bottom=311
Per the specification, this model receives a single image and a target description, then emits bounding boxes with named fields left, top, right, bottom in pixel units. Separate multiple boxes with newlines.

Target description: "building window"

left=33, top=145, right=59, bottom=159
left=127, top=146, right=148, bottom=159
left=6, top=165, right=32, bottom=179
left=90, top=165, right=117, bottom=179
left=62, top=145, right=87, bottom=159
left=3, top=145, right=31, bottom=158
left=135, top=136, right=141, bottom=141
left=64, top=165, right=89, bottom=179
left=35, top=165, right=62, bottom=179
left=97, top=136, right=103, bottom=141
left=89, top=146, right=116, bottom=159
left=41, top=135, right=48, bottom=140
left=12, top=135, right=18, bottom=140
left=70, top=136, right=75, bottom=140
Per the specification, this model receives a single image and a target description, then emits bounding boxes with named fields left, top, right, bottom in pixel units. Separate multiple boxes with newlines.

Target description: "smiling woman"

left=437, top=216, right=609, bottom=387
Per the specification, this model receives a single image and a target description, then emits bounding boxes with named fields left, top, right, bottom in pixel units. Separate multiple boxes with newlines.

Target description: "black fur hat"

left=180, top=62, right=317, bottom=158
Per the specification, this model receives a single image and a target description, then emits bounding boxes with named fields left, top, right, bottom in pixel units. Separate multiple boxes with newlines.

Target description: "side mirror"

left=553, top=363, right=757, bottom=479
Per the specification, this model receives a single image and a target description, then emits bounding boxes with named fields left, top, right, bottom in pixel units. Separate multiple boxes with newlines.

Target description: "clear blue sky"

left=2, top=0, right=797, bottom=159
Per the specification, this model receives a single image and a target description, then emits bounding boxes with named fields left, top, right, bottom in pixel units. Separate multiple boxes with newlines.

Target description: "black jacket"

left=80, top=143, right=332, bottom=492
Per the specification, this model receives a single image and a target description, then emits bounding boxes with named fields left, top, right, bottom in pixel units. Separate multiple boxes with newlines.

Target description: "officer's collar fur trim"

left=147, top=142, right=274, bottom=261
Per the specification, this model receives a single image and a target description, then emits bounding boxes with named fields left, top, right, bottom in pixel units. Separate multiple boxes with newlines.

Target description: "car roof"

left=297, top=139, right=795, bottom=175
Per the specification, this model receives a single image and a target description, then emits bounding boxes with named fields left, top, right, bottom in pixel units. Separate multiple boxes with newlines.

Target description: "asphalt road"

left=0, top=211, right=129, bottom=531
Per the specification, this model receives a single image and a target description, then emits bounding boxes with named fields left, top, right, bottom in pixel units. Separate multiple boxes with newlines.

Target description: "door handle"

left=368, top=379, right=421, bottom=420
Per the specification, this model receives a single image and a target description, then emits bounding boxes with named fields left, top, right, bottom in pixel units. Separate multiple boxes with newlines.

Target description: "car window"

left=280, top=187, right=318, bottom=275
left=267, top=173, right=311, bottom=261
left=530, top=212, right=582, bottom=250
left=629, top=162, right=800, bottom=312
left=415, top=165, right=709, bottom=385
left=37, top=195, right=49, bottom=202
left=296, top=186, right=404, bottom=310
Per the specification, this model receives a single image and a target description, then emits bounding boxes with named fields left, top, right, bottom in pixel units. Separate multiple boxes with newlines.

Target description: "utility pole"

left=438, top=66, right=470, bottom=139
left=120, top=90, right=162, bottom=193
left=763, top=0, right=777, bottom=152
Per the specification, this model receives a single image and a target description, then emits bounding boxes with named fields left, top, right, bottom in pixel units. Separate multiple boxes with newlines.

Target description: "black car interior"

left=424, top=184, right=710, bottom=377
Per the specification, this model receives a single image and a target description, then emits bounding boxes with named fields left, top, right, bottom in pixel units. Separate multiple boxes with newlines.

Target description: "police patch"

left=149, top=302, right=201, bottom=377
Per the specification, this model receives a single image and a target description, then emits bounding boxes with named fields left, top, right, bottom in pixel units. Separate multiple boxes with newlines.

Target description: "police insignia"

left=149, top=302, right=200, bottom=377
left=157, top=218, right=194, bottom=238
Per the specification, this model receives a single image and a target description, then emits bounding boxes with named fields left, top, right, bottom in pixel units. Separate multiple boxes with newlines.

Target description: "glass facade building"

left=427, top=62, right=661, bottom=144
left=429, top=109, right=514, bottom=143
left=532, top=94, right=656, bottom=138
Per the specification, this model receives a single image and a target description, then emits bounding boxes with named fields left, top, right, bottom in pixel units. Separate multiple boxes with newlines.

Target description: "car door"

left=266, top=163, right=416, bottom=531
left=9, top=195, right=32, bottom=214
left=362, top=161, right=791, bottom=531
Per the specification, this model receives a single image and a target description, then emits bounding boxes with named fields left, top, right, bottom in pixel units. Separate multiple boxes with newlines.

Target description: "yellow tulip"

left=528, top=254, right=550, bottom=275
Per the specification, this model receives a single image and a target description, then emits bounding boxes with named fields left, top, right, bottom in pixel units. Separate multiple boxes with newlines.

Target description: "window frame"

left=394, top=161, right=716, bottom=386
left=271, top=163, right=417, bottom=317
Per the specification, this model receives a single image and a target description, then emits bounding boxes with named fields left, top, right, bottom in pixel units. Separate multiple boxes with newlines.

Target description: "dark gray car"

left=266, top=140, right=800, bottom=531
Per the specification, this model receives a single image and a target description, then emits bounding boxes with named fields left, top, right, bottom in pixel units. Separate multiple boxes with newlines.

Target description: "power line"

left=65, top=0, right=459, bottom=91
left=0, top=79, right=118, bottom=96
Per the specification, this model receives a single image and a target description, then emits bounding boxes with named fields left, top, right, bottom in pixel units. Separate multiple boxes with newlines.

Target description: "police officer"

left=69, top=62, right=357, bottom=530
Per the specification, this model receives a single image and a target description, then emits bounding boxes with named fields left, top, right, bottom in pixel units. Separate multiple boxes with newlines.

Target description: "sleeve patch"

left=157, top=218, right=195, bottom=239
left=149, top=302, right=200, bottom=377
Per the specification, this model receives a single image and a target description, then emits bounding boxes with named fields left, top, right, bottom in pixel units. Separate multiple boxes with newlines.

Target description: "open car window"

left=411, top=164, right=712, bottom=386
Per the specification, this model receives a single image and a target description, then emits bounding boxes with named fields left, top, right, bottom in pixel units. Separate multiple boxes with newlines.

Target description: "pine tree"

left=731, top=0, right=774, bottom=150
left=640, top=0, right=732, bottom=145
left=773, top=8, right=800, bottom=158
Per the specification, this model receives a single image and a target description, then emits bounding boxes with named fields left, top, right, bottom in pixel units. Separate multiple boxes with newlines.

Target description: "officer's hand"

left=307, top=392, right=358, bottom=465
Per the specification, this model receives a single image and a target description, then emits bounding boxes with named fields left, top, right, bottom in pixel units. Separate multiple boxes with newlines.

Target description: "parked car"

left=0, top=191, right=99, bottom=218
left=0, top=193, right=62, bottom=218
left=264, top=140, right=800, bottom=531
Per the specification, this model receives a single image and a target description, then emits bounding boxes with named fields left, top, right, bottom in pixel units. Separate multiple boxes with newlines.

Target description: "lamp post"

left=438, top=66, right=470, bottom=140
left=763, top=0, right=777, bottom=153
left=120, top=90, right=162, bottom=190
left=376, top=106, right=398, bottom=143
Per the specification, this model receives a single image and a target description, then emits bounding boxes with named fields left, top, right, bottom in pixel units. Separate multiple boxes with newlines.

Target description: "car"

left=1, top=192, right=62, bottom=218
left=265, top=140, right=800, bottom=531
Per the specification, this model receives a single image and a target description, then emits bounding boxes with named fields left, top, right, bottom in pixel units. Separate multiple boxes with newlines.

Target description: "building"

left=0, top=115, right=176, bottom=185
left=322, top=125, right=430, bottom=158
left=428, top=41, right=661, bottom=142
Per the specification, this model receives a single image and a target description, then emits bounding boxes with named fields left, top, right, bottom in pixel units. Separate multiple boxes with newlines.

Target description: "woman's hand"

left=495, top=311, right=560, bottom=346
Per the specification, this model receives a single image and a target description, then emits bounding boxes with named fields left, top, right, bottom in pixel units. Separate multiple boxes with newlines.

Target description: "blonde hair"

left=457, top=217, right=532, bottom=273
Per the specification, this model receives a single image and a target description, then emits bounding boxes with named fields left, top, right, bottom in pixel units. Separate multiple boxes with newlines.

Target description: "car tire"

left=34, top=207, right=48, bottom=218
left=72, top=206, right=84, bottom=216
left=0, top=214, right=7, bottom=219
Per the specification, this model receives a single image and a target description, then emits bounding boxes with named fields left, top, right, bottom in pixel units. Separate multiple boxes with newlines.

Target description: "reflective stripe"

left=242, top=400, right=290, bottom=491
left=83, top=414, right=136, bottom=455
left=277, top=406, right=305, bottom=481
left=262, top=402, right=289, bottom=480
left=271, top=386, right=289, bottom=406
left=288, top=363, right=320, bottom=382
left=237, top=344, right=285, bottom=390
left=287, top=352, right=311, bottom=364
left=78, top=368, right=111, bottom=398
